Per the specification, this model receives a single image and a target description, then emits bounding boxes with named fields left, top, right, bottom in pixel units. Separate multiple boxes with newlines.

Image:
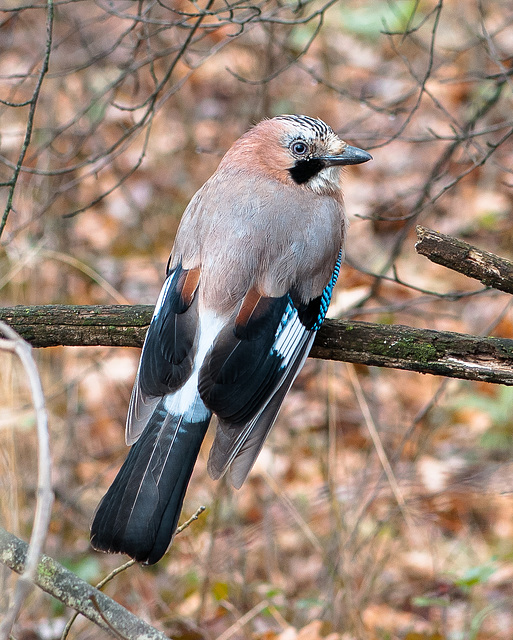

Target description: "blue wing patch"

left=199, top=251, right=341, bottom=426
left=294, top=248, right=342, bottom=331
left=311, top=248, right=341, bottom=330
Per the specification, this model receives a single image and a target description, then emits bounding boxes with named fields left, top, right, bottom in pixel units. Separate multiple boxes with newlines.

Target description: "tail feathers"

left=91, top=398, right=211, bottom=564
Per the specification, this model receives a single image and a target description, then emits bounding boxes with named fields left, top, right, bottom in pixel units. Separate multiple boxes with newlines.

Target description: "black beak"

left=322, top=145, right=372, bottom=167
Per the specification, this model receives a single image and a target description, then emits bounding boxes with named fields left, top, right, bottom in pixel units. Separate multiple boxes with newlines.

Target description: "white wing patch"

left=273, top=305, right=305, bottom=367
left=125, top=274, right=176, bottom=445
left=207, top=299, right=315, bottom=484
left=127, top=280, right=220, bottom=443
left=164, top=311, right=224, bottom=421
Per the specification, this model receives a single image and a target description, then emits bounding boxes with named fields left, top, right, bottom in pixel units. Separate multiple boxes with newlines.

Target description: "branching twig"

left=60, top=505, right=206, bottom=640
left=0, top=0, right=54, bottom=240
left=60, top=560, right=136, bottom=640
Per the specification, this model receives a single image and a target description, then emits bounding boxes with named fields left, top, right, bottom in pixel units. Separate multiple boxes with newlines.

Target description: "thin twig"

left=215, top=599, right=270, bottom=640
left=0, top=0, right=54, bottom=240
left=263, top=471, right=323, bottom=554
left=61, top=505, right=206, bottom=640
left=60, top=560, right=136, bottom=640
left=41, top=250, right=131, bottom=304
left=0, top=322, right=53, bottom=640
left=175, top=504, right=206, bottom=535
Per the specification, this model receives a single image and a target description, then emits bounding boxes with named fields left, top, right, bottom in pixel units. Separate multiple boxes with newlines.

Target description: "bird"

left=90, top=114, right=371, bottom=565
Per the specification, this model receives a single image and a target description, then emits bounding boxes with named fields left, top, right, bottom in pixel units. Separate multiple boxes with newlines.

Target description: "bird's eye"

left=291, top=141, right=309, bottom=156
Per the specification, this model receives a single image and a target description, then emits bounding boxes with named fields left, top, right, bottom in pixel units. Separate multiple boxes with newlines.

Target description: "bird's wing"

left=200, top=290, right=329, bottom=485
left=203, top=250, right=342, bottom=486
left=208, top=329, right=315, bottom=488
left=126, top=263, right=200, bottom=445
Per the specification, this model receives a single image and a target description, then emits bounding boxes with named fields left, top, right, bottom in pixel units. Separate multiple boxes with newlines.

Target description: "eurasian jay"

left=90, top=114, right=371, bottom=564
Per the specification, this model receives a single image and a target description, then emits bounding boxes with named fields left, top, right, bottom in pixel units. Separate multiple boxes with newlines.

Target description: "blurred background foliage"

left=0, top=0, right=513, bottom=638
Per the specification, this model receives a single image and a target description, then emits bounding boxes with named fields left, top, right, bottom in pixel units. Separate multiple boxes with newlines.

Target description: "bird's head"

left=220, top=114, right=372, bottom=197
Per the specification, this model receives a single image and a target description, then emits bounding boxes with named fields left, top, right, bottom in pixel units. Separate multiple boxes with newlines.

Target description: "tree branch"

left=0, top=305, right=512, bottom=385
left=0, top=526, right=169, bottom=640
left=415, top=225, right=513, bottom=295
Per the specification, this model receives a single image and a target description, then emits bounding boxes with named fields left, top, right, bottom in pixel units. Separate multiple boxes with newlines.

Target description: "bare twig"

left=345, top=363, right=415, bottom=532
left=215, top=599, right=271, bottom=640
left=0, top=0, right=54, bottom=240
left=0, top=322, right=53, bottom=640
left=175, top=505, right=206, bottom=535
left=60, top=560, right=137, bottom=640
left=61, top=505, right=206, bottom=640
left=40, top=249, right=131, bottom=304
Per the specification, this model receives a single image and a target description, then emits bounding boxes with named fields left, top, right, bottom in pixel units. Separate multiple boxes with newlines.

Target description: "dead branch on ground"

left=0, top=526, right=169, bottom=640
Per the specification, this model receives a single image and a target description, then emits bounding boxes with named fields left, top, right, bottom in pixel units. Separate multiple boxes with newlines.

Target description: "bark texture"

left=1, top=305, right=512, bottom=385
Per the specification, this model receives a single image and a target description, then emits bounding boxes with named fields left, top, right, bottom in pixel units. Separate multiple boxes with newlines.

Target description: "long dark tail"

left=91, top=398, right=211, bottom=565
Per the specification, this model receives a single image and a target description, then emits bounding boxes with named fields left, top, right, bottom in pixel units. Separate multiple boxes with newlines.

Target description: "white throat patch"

left=306, top=166, right=341, bottom=195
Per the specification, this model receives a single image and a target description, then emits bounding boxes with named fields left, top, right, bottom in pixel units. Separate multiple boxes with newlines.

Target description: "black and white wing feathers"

left=126, top=263, right=200, bottom=444
left=203, top=250, right=342, bottom=486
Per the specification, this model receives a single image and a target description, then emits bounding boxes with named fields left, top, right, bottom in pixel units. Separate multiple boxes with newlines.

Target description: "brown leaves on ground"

left=1, top=0, right=513, bottom=639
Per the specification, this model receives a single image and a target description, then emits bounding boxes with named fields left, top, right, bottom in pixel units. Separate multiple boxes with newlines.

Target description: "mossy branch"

left=0, top=526, right=169, bottom=639
left=0, top=305, right=512, bottom=385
